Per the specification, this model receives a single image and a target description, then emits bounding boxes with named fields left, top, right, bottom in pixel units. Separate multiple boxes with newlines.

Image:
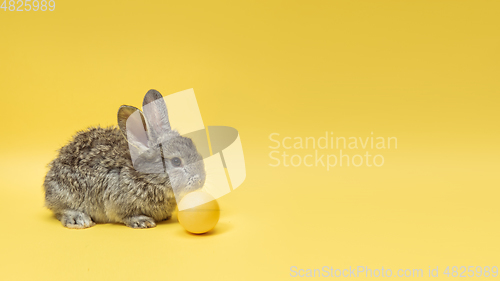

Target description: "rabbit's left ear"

left=117, top=105, right=149, bottom=150
left=142, top=89, right=171, bottom=141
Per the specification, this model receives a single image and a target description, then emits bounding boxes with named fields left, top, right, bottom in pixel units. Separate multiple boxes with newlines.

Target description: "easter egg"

left=177, top=191, right=220, bottom=234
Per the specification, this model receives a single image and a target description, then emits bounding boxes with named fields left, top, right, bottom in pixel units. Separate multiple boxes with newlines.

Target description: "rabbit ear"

left=142, top=89, right=171, bottom=141
left=117, top=105, right=149, bottom=150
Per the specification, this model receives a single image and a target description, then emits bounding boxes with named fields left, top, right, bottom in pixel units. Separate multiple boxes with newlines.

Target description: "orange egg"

left=177, top=191, right=220, bottom=234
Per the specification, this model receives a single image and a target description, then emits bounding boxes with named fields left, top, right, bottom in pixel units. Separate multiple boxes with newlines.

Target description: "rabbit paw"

left=124, top=215, right=157, bottom=229
left=60, top=210, right=95, bottom=229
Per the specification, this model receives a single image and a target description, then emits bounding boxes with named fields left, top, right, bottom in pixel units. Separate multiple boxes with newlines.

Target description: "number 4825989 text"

left=1, top=0, right=55, bottom=11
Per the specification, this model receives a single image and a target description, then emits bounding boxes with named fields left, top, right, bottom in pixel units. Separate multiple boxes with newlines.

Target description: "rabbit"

left=43, top=89, right=206, bottom=229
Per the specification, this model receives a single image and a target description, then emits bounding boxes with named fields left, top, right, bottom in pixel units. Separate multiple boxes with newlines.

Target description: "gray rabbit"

left=43, top=89, right=206, bottom=229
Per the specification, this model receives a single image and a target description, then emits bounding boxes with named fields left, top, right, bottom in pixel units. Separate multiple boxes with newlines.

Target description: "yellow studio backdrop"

left=0, top=1, right=499, bottom=280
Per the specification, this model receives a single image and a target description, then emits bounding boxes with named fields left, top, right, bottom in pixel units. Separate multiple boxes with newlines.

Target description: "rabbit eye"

left=171, top=157, right=182, bottom=167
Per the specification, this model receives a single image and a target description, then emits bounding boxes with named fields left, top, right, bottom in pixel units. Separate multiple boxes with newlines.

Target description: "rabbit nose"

left=188, top=175, right=203, bottom=187
left=194, top=175, right=202, bottom=184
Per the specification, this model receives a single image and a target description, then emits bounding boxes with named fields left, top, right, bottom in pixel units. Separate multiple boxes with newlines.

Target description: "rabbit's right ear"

left=117, top=105, right=149, bottom=150
left=142, top=89, right=171, bottom=142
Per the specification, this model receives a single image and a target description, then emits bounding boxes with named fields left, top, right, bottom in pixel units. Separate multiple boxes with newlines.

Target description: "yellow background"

left=0, top=0, right=499, bottom=280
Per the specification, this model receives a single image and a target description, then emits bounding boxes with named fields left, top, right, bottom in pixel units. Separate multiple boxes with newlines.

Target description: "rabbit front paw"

left=59, top=210, right=95, bottom=229
left=123, top=215, right=157, bottom=229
